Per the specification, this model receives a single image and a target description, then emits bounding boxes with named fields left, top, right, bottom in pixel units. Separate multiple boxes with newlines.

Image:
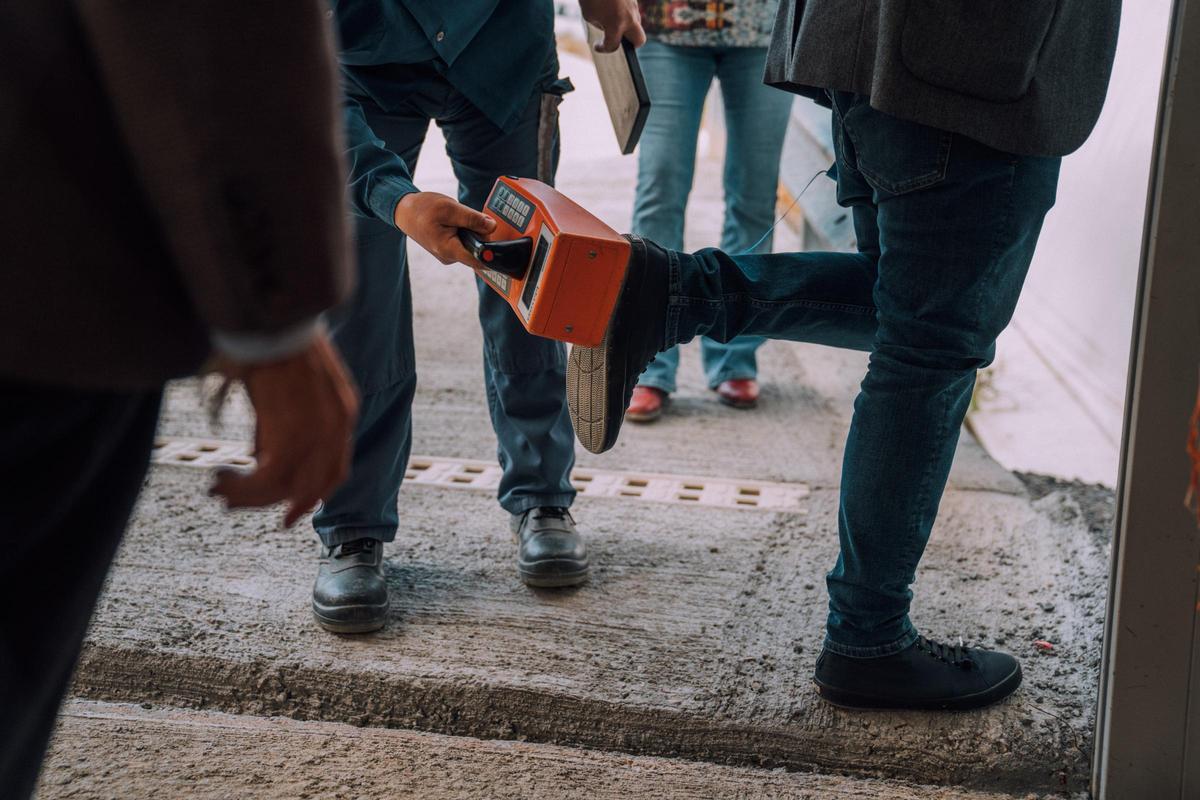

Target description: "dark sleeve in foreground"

left=76, top=0, right=353, bottom=336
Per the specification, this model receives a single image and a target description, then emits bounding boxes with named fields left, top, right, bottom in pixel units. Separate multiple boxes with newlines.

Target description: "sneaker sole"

left=813, top=662, right=1022, bottom=711
left=567, top=330, right=620, bottom=454
left=311, top=602, right=389, bottom=635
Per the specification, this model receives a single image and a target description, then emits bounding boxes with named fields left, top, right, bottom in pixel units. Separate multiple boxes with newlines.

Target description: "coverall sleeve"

left=343, top=94, right=420, bottom=225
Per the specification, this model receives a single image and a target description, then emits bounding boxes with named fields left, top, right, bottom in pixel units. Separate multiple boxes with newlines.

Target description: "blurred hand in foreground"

left=210, top=331, right=359, bottom=527
left=394, top=191, right=496, bottom=267
left=580, top=0, right=647, bottom=52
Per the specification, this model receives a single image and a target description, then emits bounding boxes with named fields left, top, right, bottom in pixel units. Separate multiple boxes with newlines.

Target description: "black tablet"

left=585, top=22, right=651, bottom=155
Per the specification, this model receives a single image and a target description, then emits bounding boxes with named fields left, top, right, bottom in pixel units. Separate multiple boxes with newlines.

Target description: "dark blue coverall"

left=315, top=1, right=577, bottom=545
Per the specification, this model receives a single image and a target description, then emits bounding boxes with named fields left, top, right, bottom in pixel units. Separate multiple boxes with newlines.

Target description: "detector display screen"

left=520, top=227, right=552, bottom=319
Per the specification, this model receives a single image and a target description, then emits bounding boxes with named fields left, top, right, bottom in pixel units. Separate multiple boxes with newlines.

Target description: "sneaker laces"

left=916, top=635, right=974, bottom=669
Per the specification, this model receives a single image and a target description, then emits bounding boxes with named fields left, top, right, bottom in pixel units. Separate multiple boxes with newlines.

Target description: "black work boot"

left=312, top=538, right=389, bottom=634
left=512, top=507, right=589, bottom=588
left=814, top=635, right=1022, bottom=711
left=567, top=235, right=669, bottom=454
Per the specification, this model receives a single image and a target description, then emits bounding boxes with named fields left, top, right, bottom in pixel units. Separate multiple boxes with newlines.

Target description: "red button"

left=482, top=249, right=494, bottom=262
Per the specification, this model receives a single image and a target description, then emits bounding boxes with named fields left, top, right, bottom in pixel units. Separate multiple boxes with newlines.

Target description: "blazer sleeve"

left=343, top=94, right=420, bottom=225
left=74, top=0, right=353, bottom=336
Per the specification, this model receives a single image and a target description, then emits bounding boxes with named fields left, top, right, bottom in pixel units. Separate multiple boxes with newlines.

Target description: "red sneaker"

left=626, top=386, right=667, bottom=423
left=715, top=379, right=759, bottom=409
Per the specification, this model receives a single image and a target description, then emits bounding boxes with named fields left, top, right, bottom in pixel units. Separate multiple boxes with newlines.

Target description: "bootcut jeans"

left=661, top=91, right=1061, bottom=655
left=631, top=42, right=792, bottom=393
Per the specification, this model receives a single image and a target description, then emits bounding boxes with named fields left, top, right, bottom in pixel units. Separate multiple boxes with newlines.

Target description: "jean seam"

left=971, top=159, right=1020, bottom=335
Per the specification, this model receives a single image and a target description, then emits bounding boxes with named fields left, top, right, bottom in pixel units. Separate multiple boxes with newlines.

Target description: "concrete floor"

left=40, top=48, right=1113, bottom=800
left=41, top=701, right=1052, bottom=800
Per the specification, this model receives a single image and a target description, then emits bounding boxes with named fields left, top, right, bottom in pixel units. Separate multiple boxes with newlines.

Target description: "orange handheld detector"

left=459, top=177, right=630, bottom=348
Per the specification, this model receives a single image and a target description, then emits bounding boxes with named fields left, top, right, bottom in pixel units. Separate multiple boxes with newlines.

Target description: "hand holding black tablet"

left=585, top=22, right=651, bottom=155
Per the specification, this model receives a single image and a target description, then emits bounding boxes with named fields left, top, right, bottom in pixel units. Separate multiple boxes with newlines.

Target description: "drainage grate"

left=152, top=437, right=808, bottom=513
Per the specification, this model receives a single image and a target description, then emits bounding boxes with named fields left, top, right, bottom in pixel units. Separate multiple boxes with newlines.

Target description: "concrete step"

left=71, top=457, right=1107, bottom=796
left=40, top=701, right=1067, bottom=800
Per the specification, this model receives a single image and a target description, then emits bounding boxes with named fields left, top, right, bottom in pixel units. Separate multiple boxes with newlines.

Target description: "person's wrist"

left=393, top=190, right=422, bottom=233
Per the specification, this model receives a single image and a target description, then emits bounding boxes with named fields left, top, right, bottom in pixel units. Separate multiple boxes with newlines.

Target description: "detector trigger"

left=457, top=230, right=532, bottom=279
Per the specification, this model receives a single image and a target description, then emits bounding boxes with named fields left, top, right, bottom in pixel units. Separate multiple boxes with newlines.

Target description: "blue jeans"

left=313, top=66, right=576, bottom=546
left=663, top=92, right=1061, bottom=655
left=631, top=42, right=792, bottom=393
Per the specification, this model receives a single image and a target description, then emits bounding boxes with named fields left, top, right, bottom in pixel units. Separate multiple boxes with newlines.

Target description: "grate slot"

left=151, top=437, right=808, bottom=513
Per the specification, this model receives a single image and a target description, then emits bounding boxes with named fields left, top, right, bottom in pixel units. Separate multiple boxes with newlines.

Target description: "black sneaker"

left=814, top=635, right=1022, bottom=711
left=312, top=538, right=389, bottom=634
left=512, top=507, right=589, bottom=588
left=567, top=235, right=669, bottom=454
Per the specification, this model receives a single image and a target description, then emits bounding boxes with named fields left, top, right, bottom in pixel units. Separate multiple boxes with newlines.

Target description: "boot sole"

left=813, top=662, right=1022, bottom=711
left=311, top=602, right=389, bottom=634
left=518, top=559, right=590, bottom=588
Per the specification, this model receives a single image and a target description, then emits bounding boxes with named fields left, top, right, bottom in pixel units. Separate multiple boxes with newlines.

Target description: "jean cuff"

left=822, top=625, right=919, bottom=659
left=502, top=492, right=577, bottom=517
left=314, top=524, right=396, bottom=548
left=636, top=377, right=676, bottom=394
left=663, top=248, right=684, bottom=350
left=706, top=369, right=757, bottom=389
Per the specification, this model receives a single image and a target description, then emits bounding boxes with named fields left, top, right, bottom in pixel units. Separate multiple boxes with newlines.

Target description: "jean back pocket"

left=840, top=96, right=952, bottom=197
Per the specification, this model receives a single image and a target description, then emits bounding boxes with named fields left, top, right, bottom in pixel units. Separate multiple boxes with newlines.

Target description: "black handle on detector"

left=458, top=229, right=533, bottom=278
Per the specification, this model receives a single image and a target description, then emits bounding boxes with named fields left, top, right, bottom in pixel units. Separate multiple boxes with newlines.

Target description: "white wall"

left=969, top=0, right=1174, bottom=486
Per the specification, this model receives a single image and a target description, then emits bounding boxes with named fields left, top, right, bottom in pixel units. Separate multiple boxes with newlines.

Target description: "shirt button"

left=436, top=31, right=445, bottom=42
left=325, top=9, right=333, bottom=17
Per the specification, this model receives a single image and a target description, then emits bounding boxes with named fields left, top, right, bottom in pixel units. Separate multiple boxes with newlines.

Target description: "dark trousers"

left=0, top=380, right=161, bottom=799
left=313, top=66, right=577, bottom=547
left=665, top=91, right=1061, bottom=656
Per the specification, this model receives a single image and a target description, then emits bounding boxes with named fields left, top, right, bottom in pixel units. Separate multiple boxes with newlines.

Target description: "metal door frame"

left=1094, top=0, right=1200, bottom=795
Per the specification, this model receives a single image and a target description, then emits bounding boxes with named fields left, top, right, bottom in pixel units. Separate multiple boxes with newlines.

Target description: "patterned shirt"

left=638, top=0, right=777, bottom=48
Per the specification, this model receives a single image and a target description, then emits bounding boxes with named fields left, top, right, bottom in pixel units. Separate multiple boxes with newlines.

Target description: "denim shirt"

left=333, top=0, right=556, bottom=224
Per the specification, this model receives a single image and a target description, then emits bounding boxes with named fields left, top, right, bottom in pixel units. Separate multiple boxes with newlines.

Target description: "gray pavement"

left=50, top=50, right=1111, bottom=798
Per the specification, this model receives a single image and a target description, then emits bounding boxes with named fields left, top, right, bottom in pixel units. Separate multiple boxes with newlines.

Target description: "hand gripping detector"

left=458, top=177, right=630, bottom=348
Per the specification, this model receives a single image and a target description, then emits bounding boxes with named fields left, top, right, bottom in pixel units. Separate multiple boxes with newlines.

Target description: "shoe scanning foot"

left=567, top=235, right=669, bottom=454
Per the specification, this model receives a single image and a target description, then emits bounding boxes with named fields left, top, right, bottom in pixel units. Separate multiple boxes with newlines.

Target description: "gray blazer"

left=0, top=1, right=352, bottom=390
left=765, top=0, right=1122, bottom=157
